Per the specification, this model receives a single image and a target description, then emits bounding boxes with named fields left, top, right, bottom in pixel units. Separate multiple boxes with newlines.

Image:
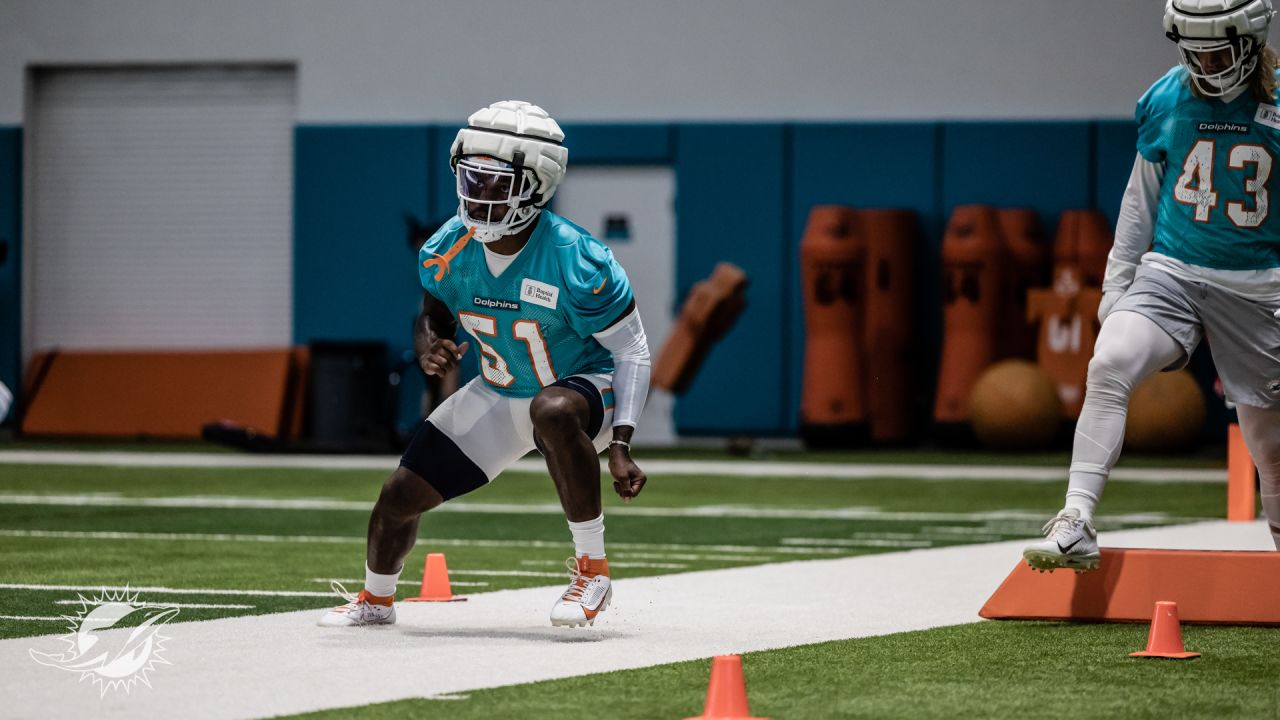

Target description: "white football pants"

left=1066, top=311, right=1280, bottom=549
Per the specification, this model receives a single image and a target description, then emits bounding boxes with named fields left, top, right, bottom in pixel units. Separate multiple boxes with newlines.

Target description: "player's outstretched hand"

left=420, top=339, right=469, bottom=376
left=609, top=447, right=647, bottom=504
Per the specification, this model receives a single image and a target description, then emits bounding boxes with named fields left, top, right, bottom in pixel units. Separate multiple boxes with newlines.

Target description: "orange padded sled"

left=860, top=209, right=917, bottom=444
left=934, top=205, right=1007, bottom=427
left=995, top=209, right=1049, bottom=360
left=652, top=263, right=749, bottom=394
left=1024, top=211, right=1112, bottom=419
left=21, top=349, right=295, bottom=439
left=979, top=548, right=1280, bottom=625
left=799, top=206, right=867, bottom=445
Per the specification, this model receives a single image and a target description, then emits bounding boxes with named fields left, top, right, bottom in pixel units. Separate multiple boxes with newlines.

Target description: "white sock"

left=1064, top=476, right=1104, bottom=524
left=567, top=513, right=606, bottom=559
left=364, top=562, right=401, bottom=598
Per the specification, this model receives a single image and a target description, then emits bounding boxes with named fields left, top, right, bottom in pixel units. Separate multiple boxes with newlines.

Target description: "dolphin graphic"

left=30, top=602, right=179, bottom=682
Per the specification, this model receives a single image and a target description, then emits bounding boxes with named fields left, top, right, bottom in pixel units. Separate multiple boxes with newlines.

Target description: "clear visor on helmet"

left=456, top=156, right=536, bottom=227
left=1178, top=36, right=1256, bottom=96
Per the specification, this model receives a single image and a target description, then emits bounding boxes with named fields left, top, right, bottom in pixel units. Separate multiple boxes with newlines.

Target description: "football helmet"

left=450, top=100, right=568, bottom=243
left=1165, top=0, right=1277, bottom=96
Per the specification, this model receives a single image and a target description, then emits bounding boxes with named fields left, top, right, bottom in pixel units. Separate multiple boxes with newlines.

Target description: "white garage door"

left=554, top=166, right=677, bottom=445
left=25, top=65, right=295, bottom=354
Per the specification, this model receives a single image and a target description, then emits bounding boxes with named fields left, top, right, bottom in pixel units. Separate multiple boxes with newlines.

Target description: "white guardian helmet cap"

left=1165, top=0, right=1277, bottom=96
left=450, top=100, right=569, bottom=243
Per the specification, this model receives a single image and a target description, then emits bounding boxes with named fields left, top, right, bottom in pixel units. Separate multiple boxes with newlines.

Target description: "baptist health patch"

left=1254, top=104, right=1280, bottom=131
left=520, top=278, right=560, bottom=310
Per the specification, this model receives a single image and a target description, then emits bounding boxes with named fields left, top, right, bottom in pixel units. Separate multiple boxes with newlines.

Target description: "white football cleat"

left=550, top=555, right=612, bottom=628
left=1023, top=508, right=1101, bottom=573
left=317, top=582, right=397, bottom=627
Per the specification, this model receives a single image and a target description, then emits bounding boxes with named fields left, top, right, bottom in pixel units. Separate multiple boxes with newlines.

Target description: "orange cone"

left=684, top=655, right=768, bottom=720
left=402, top=552, right=467, bottom=603
left=1129, top=601, right=1200, bottom=659
left=1227, top=423, right=1257, bottom=522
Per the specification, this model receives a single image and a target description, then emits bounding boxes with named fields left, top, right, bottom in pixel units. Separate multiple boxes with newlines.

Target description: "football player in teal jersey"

left=1026, top=0, right=1280, bottom=570
left=321, top=101, right=651, bottom=628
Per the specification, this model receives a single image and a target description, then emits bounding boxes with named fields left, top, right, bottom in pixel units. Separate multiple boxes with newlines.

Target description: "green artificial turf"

left=278, top=621, right=1280, bottom=720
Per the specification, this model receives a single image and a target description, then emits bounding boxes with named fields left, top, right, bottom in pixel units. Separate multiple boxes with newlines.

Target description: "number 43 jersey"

left=1138, top=65, right=1280, bottom=271
left=418, top=212, right=634, bottom=398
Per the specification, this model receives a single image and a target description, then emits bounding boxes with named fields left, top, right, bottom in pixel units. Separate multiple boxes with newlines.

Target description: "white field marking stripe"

left=0, top=583, right=342, bottom=598
left=779, top=537, right=934, bottom=549
left=0, top=529, right=847, bottom=555
left=309, top=578, right=490, bottom=588
left=0, top=615, right=65, bottom=622
left=0, top=494, right=1200, bottom=525
left=0, top=450, right=1225, bottom=483
left=612, top=551, right=765, bottom=562
left=52, top=600, right=253, bottom=610
left=519, top=559, right=688, bottom=569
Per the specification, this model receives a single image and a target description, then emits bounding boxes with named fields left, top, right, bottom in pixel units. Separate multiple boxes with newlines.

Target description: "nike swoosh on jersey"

left=592, top=278, right=607, bottom=295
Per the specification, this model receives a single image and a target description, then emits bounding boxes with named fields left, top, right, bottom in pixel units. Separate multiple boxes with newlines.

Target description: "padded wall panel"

left=941, top=122, right=1093, bottom=234
left=788, top=123, right=941, bottom=433
left=294, top=125, right=430, bottom=432
left=559, top=124, right=673, bottom=165
left=674, top=124, right=788, bottom=434
left=0, top=128, right=18, bottom=408
left=1094, top=120, right=1138, bottom=227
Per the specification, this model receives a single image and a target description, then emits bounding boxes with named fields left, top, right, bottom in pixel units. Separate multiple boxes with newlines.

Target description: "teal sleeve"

left=566, top=244, right=634, bottom=338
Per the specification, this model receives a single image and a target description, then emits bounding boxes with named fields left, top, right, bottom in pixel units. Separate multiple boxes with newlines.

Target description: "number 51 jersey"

left=1138, top=65, right=1280, bottom=271
left=418, top=212, right=634, bottom=398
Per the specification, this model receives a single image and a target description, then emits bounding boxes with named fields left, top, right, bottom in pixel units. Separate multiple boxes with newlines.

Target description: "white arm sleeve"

left=592, top=307, right=651, bottom=429
left=1105, top=153, right=1164, bottom=292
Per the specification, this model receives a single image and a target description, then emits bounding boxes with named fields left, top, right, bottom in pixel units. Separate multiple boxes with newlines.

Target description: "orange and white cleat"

left=550, top=555, right=612, bottom=628
left=317, top=582, right=397, bottom=627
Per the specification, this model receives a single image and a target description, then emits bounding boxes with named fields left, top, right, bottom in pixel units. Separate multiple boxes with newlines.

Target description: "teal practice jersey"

left=418, top=212, right=634, bottom=398
left=1137, top=65, right=1280, bottom=270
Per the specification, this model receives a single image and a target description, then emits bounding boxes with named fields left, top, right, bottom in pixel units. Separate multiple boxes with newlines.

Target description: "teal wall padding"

left=294, top=125, right=431, bottom=433
left=1094, top=120, right=1139, bottom=225
left=787, top=123, right=942, bottom=433
left=940, top=122, right=1095, bottom=238
left=0, top=127, right=19, bottom=417
left=674, top=124, right=789, bottom=434
left=559, top=124, right=674, bottom=165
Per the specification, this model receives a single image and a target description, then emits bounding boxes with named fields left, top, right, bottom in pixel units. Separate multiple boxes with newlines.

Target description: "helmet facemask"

left=1177, top=34, right=1260, bottom=96
left=455, top=154, right=541, bottom=244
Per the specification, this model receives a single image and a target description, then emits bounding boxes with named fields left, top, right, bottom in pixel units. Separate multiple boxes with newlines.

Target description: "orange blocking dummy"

left=1026, top=210, right=1111, bottom=419
left=799, top=206, right=867, bottom=446
left=860, top=209, right=918, bottom=444
left=652, top=263, right=749, bottom=395
left=933, top=205, right=1007, bottom=439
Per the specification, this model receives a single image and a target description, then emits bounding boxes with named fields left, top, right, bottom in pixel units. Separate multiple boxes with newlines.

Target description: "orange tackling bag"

left=799, top=206, right=867, bottom=446
left=860, top=209, right=917, bottom=444
left=933, top=205, right=1007, bottom=435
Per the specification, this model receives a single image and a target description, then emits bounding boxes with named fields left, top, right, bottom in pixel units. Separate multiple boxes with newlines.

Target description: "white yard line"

left=0, top=616, right=65, bottom=622
left=309, top=578, right=491, bottom=588
left=0, top=584, right=339, bottom=599
left=0, top=494, right=1201, bottom=525
left=0, top=520, right=1267, bottom=720
left=0, top=450, right=1225, bottom=482
left=0, top=529, right=847, bottom=555
left=51, top=600, right=254, bottom=610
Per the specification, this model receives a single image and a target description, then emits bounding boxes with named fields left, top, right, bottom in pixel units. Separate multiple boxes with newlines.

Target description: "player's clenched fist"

left=419, top=339, right=469, bottom=376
